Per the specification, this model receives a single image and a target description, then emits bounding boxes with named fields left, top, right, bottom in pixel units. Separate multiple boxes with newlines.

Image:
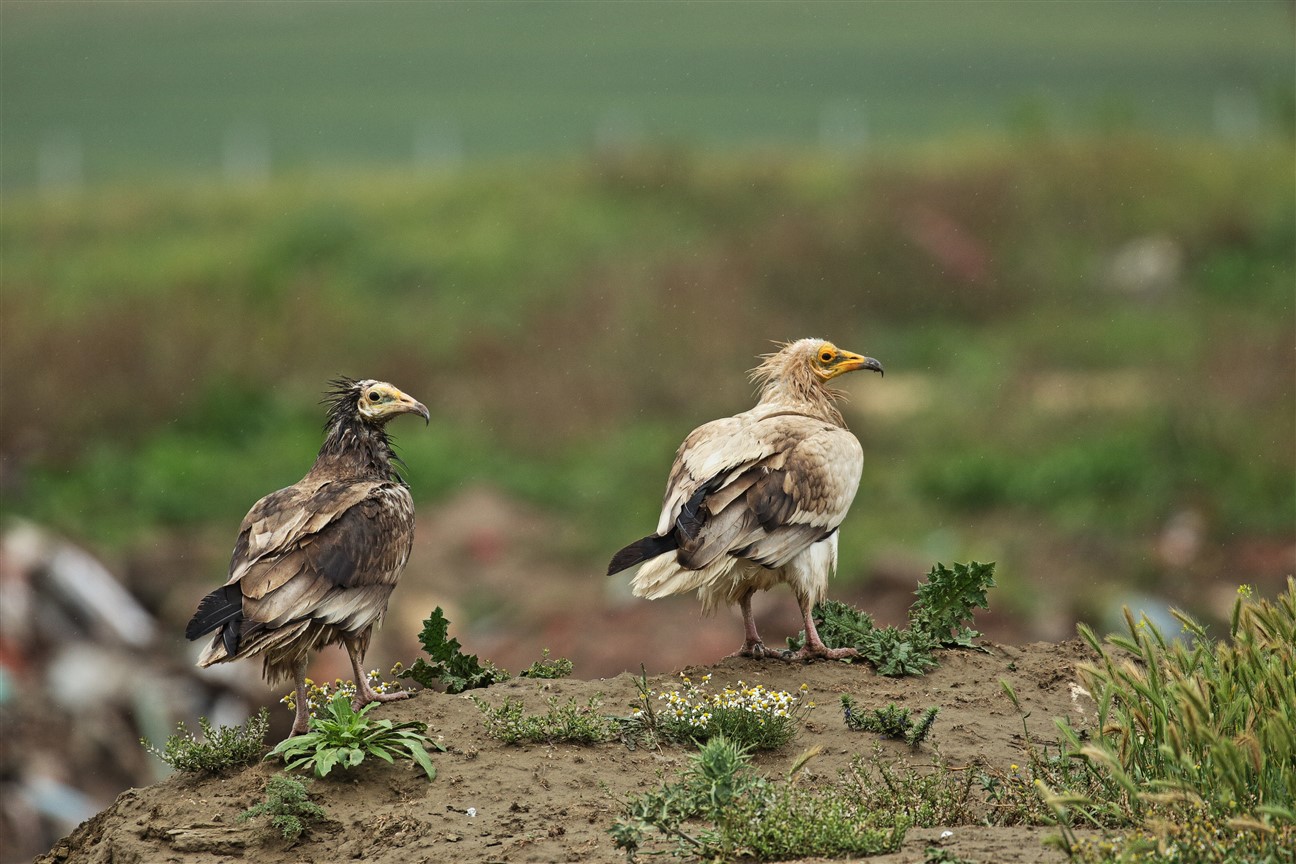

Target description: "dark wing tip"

left=185, top=584, right=243, bottom=640
left=607, top=534, right=678, bottom=576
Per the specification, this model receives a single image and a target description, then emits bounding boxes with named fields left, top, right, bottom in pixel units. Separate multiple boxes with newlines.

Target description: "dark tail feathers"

left=185, top=583, right=243, bottom=657
left=607, top=533, right=678, bottom=576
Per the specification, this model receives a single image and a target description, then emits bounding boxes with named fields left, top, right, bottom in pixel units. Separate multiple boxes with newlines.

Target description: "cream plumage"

left=608, top=339, right=882, bottom=661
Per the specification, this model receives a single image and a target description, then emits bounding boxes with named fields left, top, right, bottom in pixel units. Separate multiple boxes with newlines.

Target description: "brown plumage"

left=186, top=378, right=429, bottom=734
left=608, top=339, right=883, bottom=661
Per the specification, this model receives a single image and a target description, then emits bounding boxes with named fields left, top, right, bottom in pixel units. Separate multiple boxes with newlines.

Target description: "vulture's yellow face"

left=356, top=380, right=431, bottom=424
left=809, top=341, right=884, bottom=381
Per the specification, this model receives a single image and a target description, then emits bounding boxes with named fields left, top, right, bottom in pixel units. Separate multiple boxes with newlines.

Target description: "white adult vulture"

left=608, top=339, right=882, bottom=661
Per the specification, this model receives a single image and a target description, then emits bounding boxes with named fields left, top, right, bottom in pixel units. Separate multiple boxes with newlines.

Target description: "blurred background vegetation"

left=2, top=1, right=1293, bottom=665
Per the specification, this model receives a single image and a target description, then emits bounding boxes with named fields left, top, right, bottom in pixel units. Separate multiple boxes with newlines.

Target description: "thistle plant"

left=841, top=696, right=939, bottom=748
left=789, top=561, right=995, bottom=676
left=394, top=606, right=510, bottom=694
left=269, top=693, right=443, bottom=779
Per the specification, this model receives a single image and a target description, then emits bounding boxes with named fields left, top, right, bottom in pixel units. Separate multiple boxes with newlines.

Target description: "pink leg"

left=344, top=636, right=410, bottom=710
left=725, top=589, right=775, bottom=659
left=785, top=593, right=858, bottom=662
left=289, top=658, right=312, bottom=735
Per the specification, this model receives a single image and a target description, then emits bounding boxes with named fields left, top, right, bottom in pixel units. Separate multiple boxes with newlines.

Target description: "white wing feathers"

left=634, top=408, right=863, bottom=601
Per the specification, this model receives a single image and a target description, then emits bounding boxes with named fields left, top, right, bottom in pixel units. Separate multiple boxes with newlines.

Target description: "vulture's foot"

left=726, top=641, right=777, bottom=660
left=351, top=686, right=412, bottom=712
left=785, top=644, right=859, bottom=663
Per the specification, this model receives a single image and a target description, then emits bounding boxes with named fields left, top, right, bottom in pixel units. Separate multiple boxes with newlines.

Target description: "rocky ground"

left=37, top=638, right=1100, bottom=864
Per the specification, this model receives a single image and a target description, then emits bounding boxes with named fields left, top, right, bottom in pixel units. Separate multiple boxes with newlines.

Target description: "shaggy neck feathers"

left=311, top=382, right=404, bottom=483
left=751, top=341, right=846, bottom=427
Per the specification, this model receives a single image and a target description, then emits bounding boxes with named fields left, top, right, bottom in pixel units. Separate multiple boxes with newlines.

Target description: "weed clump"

left=628, top=671, right=812, bottom=751
left=612, top=736, right=907, bottom=861
left=841, top=696, right=939, bottom=748
left=238, top=772, right=327, bottom=841
left=519, top=648, right=574, bottom=679
left=473, top=694, right=617, bottom=745
left=141, top=708, right=269, bottom=774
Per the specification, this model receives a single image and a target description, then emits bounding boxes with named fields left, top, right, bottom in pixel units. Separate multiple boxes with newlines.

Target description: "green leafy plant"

left=268, top=693, right=443, bottom=779
left=910, top=560, right=996, bottom=647
left=519, top=648, right=574, bottom=679
left=627, top=671, right=812, bottom=751
left=924, top=847, right=978, bottom=864
left=841, top=696, right=939, bottom=748
left=141, top=708, right=269, bottom=774
left=473, top=694, right=617, bottom=745
left=612, top=735, right=908, bottom=861
left=789, top=561, right=995, bottom=675
left=237, top=772, right=327, bottom=841
left=394, top=607, right=510, bottom=694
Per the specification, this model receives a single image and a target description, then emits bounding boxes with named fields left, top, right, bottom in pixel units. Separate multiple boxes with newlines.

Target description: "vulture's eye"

left=368, top=391, right=382, bottom=402
left=819, top=350, right=835, bottom=363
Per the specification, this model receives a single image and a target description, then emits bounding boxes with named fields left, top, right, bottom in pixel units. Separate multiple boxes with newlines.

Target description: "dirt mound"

left=37, top=640, right=1097, bottom=864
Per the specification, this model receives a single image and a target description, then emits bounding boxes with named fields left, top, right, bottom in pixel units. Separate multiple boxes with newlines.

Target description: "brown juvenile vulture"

left=608, top=339, right=882, bottom=661
left=186, top=378, right=429, bottom=734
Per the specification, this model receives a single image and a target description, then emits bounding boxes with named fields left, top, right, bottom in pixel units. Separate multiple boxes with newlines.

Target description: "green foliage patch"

left=472, top=694, right=617, bottom=746
left=612, top=736, right=908, bottom=861
left=237, top=773, right=327, bottom=842
left=626, top=670, right=812, bottom=752
left=269, top=693, right=443, bottom=779
left=141, top=708, right=269, bottom=774
left=395, top=607, right=510, bottom=694
left=790, top=561, right=995, bottom=675
left=841, top=696, right=940, bottom=749
left=518, top=648, right=574, bottom=680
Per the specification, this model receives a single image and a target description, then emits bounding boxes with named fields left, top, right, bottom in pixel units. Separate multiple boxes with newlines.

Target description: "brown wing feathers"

left=187, top=378, right=422, bottom=679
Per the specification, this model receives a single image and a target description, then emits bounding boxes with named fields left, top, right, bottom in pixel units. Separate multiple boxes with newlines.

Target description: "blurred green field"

left=2, top=135, right=1292, bottom=629
left=2, top=1, right=1292, bottom=191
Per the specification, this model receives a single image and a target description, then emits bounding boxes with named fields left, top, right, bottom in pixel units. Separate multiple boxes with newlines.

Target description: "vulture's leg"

left=786, top=592, right=858, bottom=662
left=343, top=635, right=410, bottom=710
left=725, top=589, right=771, bottom=659
left=289, top=658, right=312, bottom=735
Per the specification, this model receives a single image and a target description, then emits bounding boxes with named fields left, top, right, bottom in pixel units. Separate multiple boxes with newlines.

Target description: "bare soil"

left=37, top=639, right=1100, bottom=864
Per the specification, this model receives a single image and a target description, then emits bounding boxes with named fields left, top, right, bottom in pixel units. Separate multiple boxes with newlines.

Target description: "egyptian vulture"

left=186, top=378, right=429, bottom=734
left=608, top=339, right=882, bottom=661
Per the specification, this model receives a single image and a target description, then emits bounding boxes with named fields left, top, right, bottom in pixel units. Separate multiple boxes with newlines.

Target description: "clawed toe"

left=785, top=645, right=859, bottom=663
left=352, top=688, right=412, bottom=712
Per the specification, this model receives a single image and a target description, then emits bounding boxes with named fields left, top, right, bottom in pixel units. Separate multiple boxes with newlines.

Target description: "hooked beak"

left=826, top=351, right=884, bottom=379
left=391, top=389, right=431, bottom=424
